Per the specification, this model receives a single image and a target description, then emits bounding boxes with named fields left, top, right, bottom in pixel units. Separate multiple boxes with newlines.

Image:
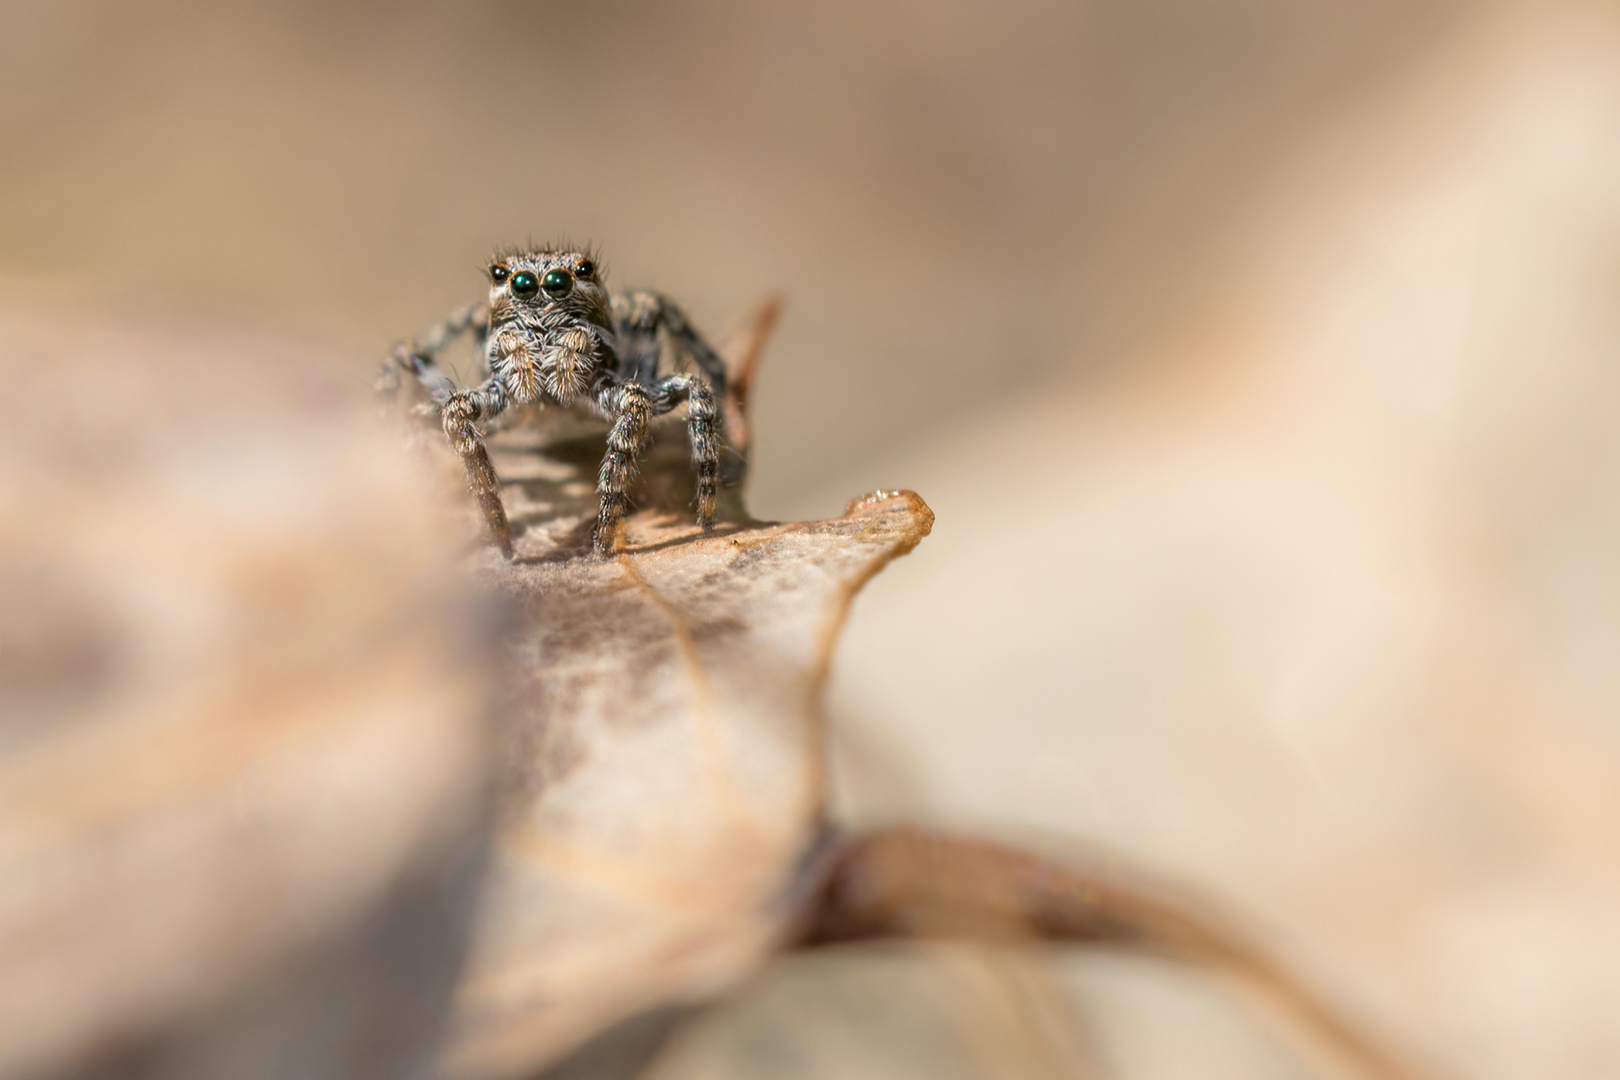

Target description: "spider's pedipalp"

left=543, top=325, right=599, bottom=405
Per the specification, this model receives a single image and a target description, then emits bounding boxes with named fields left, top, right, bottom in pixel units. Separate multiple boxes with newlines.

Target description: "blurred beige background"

left=0, top=0, right=1468, bottom=509
left=7, top=1, right=1620, bottom=1078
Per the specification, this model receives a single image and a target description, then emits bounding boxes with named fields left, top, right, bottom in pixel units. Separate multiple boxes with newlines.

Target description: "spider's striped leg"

left=593, top=380, right=652, bottom=555
left=378, top=302, right=489, bottom=404
left=610, top=291, right=664, bottom=386
left=613, top=291, right=727, bottom=394
left=653, top=298, right=728, bottom=395
left=441, top=379, right=513, bottom=557
left=649, top=373, right=720, bottom=529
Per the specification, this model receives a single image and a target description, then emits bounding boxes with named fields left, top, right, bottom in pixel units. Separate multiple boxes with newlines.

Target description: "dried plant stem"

left=798, top=827, right=1428, bottom=1080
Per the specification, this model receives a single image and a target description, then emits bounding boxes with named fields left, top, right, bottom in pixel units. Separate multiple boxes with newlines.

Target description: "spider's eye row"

left=573, top=259, right=594, bottom=279
left=490, top=265, right=510, bottom=283
left=510, top=270, right=540, bottom=299
left=542, top=268, right=573, bottom=298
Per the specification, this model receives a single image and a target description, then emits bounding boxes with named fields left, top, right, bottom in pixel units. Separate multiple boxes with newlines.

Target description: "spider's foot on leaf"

left=590, top=522, right=623, bottom=557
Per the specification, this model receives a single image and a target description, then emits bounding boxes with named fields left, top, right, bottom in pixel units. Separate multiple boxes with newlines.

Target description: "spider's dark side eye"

left=573, top=259, right=594, bottom=279
left=490, top=265, right=509, bottom=284
left=510, top=270, right=540, bottom=299
left=542, top=268, right=573, bottom=298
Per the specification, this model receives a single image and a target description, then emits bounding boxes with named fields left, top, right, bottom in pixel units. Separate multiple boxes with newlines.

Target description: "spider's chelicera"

left=383, top=247, right=727, bottom=557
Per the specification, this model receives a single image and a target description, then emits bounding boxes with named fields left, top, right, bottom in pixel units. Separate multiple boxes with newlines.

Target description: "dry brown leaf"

left=406, top=298, right=1421, bottom=1080
left=425, top=303, right=934, bottom=1075
left=444, top=490, right=933, bottom=1078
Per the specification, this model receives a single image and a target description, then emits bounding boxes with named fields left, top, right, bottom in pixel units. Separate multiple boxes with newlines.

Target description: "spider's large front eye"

left=542, top=268, right=573, bottom=298
left=510, top=270, right=540, bottom=299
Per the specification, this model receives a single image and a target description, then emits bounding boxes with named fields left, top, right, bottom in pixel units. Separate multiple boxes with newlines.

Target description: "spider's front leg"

left=441, top=380, right=513, bottom=557
left=590, top=373, right=721, bottom=555
left=593, top=380, right=652, bottom=555
left=649, top=373, right=720, bottom=529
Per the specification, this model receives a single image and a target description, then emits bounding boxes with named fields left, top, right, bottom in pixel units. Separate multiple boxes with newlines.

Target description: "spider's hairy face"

left=485, top=249, right=612, bottom=406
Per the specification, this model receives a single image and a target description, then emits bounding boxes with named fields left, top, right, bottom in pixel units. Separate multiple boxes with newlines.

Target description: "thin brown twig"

left=795, top=826, right=1432, bottom=1080
left=717, top=293, right=784, bottom=457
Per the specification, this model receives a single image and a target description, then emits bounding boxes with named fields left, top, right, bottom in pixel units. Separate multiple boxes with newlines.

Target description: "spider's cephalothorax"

left=383, top=247, right=727, bottom=556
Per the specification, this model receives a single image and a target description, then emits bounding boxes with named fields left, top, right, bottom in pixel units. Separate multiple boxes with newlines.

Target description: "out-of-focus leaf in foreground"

left=0, top=287, right=496, bottom=1080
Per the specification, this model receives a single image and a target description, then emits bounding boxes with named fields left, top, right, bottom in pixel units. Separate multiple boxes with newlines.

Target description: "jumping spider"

left=382, top=247, right=727, bottom=556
